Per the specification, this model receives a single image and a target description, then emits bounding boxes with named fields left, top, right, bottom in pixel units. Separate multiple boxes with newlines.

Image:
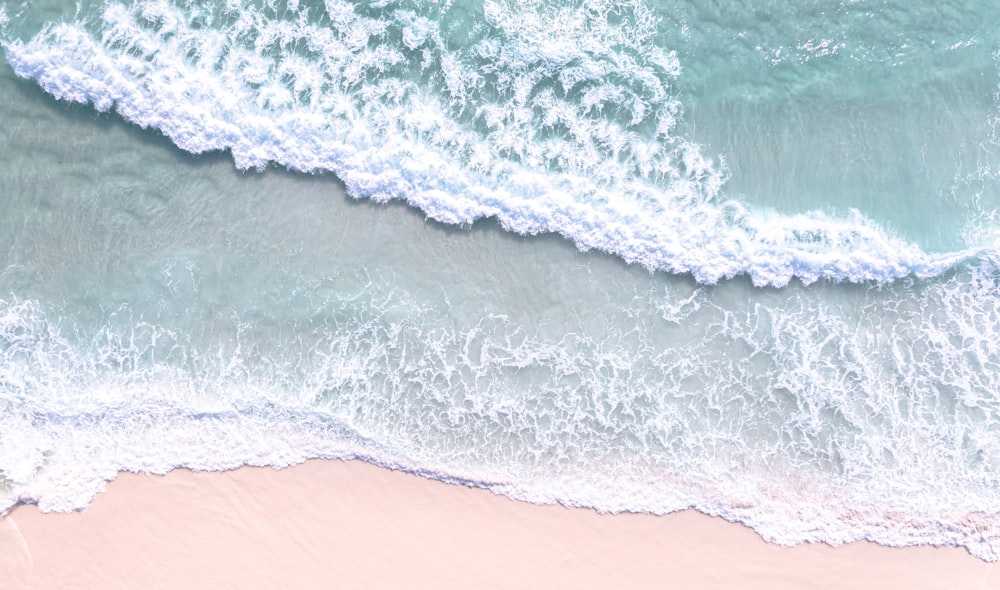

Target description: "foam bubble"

left=3, top=253, right=1000, bottom=559
left=5, top=0, right=1000, bottom=562
left=2, top=0, right=978, bottom=287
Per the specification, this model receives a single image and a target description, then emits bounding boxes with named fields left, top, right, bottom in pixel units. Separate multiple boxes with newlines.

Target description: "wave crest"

left=2, top=0, right=981, bottom=286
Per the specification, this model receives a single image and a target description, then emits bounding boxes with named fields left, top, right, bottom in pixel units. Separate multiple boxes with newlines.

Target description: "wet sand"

left=1, top=459, right=995, bottom=589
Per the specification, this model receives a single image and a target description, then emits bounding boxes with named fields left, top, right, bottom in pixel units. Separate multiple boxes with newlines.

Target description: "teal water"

left=2, top=0, right=1000, bottom=559
left=668, top=1, right=1000, bottom=252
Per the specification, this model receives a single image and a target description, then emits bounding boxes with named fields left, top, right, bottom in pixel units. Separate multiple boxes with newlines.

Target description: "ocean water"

left=2, top=0, right=1000, bottom=560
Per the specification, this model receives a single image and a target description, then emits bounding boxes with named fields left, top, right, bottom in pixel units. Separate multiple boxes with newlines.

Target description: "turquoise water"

left=2, top=0, right=1000, bottom=559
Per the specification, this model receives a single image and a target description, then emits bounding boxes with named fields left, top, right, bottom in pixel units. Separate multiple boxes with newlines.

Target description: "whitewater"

left=2, top=0, right=1000, bottom=561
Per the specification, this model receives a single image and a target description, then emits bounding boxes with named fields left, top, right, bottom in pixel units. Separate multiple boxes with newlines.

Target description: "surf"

left=1, top=0, right=980, bottom=287
left=4, top=0, right=1000, bottom=563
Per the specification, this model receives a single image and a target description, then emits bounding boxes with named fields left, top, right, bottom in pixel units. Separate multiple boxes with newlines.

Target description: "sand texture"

left=1, top=460, right=995, bottom=589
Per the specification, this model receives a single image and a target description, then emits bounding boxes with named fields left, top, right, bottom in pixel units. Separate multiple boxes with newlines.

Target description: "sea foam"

left=3, top=253, right=1000, bottom=559
left=1, top=0, right=978, bottom=287
left=4, top=0, right=1000, bottom=563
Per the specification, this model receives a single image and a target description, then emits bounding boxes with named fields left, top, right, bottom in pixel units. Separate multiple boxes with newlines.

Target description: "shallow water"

left=2, top=0, right=1000, bottom=560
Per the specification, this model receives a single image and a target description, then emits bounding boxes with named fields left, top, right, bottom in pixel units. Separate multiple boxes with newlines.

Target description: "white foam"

left=3, top=252, right=1000, bottom=559
left=1, top=0, right=977, bottom=287
left=4, top=0, right=1000, bottom=562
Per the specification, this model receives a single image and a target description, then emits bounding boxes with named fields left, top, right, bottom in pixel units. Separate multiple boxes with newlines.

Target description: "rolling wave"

left=1, top=0, right=979, bottom=286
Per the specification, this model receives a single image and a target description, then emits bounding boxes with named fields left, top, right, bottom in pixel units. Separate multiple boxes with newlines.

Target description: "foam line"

left=1, top=0, right=980, bottom=287
left=2, top=252, right=1000, bottom=559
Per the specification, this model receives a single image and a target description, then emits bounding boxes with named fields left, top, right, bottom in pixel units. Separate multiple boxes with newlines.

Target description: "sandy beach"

left=0, top=459, right=994, bottom=589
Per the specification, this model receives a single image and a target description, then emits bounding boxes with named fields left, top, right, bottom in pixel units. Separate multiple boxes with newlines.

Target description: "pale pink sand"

left=0, top=460, right=995, bottom=589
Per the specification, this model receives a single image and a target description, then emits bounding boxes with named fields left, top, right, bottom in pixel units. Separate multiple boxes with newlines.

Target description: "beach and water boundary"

left=2, top=460, right=997, bottom=589
left=3, top=0, right=1000, bottom=581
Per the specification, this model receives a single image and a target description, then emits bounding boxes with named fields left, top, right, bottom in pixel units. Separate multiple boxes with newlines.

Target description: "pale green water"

left=2, top=0, right=1000, bottom=560
left=663, top=0, right=1000, bottom=251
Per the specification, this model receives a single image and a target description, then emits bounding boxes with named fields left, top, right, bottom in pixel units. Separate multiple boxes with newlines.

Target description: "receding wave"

left=4, top=0, right=1000, bottom=564
left=1, top=0, right=978, bottom=286
left=3, top=254, right=1000, bottom=559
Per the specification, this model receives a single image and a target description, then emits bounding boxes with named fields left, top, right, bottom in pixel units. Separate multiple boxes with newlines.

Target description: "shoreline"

left=1, top=459, right=996, bottom=589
